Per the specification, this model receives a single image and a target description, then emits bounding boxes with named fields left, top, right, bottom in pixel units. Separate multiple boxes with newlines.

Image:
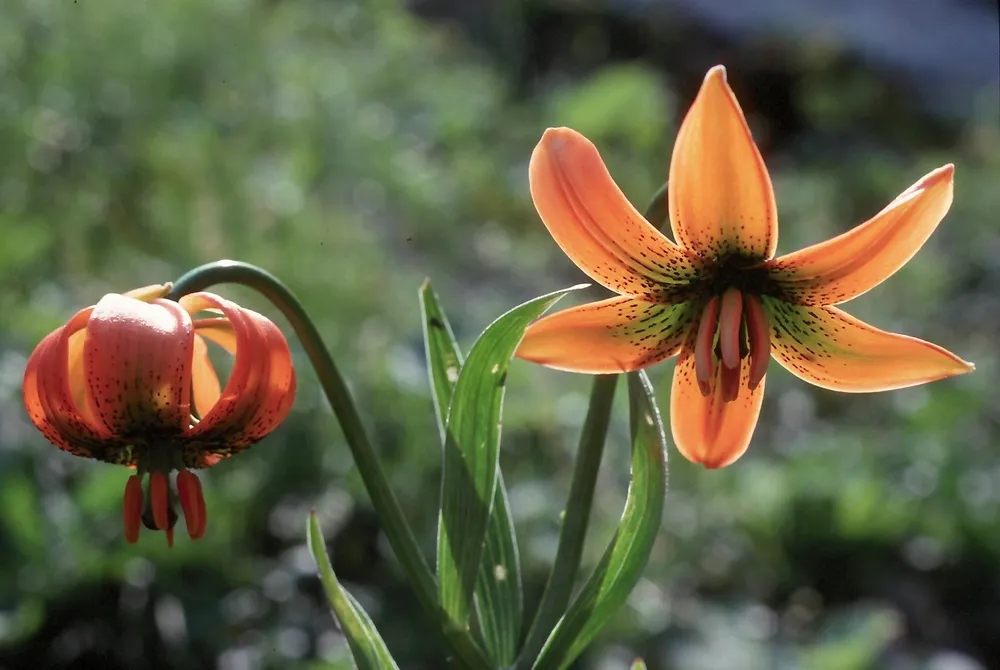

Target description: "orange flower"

left=516, top=65, right=973, bottom=468
left=23, top=284, right=296, bottom=545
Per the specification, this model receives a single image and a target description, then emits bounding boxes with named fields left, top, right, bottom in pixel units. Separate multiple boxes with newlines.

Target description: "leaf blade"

left=532, top=371, right=668, bottom=670
left=420, top=280, right=525, bottom=664
left=437, top=284, right=586, bottom=631
left=307, top=511, right=401, bottom=670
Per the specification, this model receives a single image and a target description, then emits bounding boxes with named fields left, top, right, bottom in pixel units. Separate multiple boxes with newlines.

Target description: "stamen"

left=719, top=360, right=741, bottom=402
left=123, top=474, right=143, bottom=544
left=719, top=289, right=743, bottom=370
left=166, top=527, right=174, bottom=548
left=744, top=295, right=771, bottom=391
left=176, top=469, right=207, bottom=540
left=694, top=296, right=721, bottom=397
left=150, top=471, right=170, bottom=530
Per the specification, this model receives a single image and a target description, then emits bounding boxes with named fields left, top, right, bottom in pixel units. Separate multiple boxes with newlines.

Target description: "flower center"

left=122, top=467, right=207, bottom=547
left=693, top=288, right=771, bottom=401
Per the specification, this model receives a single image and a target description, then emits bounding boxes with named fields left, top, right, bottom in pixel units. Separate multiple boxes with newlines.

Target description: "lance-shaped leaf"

left=437, top=285, right=586, bottom=631
left=532, top=371, right=668, bottom=670
left=307, top=511, right=400, bottom=670
left=420, top=281, right=524, bottom=664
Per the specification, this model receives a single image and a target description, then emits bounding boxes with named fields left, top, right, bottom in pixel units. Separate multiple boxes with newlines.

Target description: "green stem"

left=515, top=183, right=669, bottom=668
left=515, top=374, right=617, bottom=668
left=167, top=260, right=491, bottom=670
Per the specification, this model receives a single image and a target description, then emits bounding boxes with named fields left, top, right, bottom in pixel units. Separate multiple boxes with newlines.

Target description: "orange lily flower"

left=516, top=65, right=974, bottom=468
left=23, top=284, right=296, bottom=545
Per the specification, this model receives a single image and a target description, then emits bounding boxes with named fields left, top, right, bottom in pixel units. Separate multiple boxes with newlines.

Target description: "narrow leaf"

left=307, top=511, right=400, bottom=670
left=533, top=371, right=668, bottom=670
left=437, top=285, right=586, bottom=631
left=420, top=280, right=525, bottom=664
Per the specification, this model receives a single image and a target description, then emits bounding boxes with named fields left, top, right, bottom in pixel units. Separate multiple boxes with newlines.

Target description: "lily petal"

left=530, top=127, right=702, bottom=299
left=763, top=297, right=974, bottom=392
left=84, top=296, right=195, bottom=438
left=180, top=293, right=295, bottom=466
left=769, top=165, right=954, bottom=305
left=670, top=334, right=766, bottom=468
left=669, top=65, right=778, bottom=260
left=516, top=296, right=697, bottom=373
left=23, top=307, right=115, bottom=459
left=191, top=334, right=221, bottom=420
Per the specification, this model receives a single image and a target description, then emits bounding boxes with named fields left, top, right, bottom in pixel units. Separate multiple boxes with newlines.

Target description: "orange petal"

left=180, top=293, right=296, bottom=465
left=768, top=165, right=954, bottom=305
left=84, top=295, right=194, bottom=437
left=516, top=296, right=697, bottom=373
left=763, top=297, right=974, bottom=392
left=23, top=307, right=117, bottom=460
left=191, top=334, right=221, bottom=420
left=668, top=66, right=777, bottom=260
left=670, top=335, right=766, bottom=468
left=192, top=317, right=237, bottom=354
left=530, top=127, right=702, bottom=299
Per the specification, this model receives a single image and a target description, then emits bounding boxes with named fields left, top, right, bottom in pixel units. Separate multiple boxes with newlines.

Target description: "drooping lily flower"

left=516, top=65, right=974, bottom=468
left=23, top=284, right=296, bottom=545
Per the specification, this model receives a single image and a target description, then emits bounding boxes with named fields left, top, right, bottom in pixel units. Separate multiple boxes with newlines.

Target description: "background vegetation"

left=0, top=0, right=997, bottom=668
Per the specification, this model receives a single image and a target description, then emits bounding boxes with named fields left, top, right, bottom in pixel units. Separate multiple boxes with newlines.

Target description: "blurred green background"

left=1, top=0, right=997, bottom=668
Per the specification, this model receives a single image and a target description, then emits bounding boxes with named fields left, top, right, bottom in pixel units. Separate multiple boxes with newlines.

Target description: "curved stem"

left=515, top=183, right=670, bottom=668
left=168, top=260, right=491, bottom=670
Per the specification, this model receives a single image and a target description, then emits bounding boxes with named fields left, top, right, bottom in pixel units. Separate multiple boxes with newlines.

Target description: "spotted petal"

left=670, top=332, right=766, bottom=468
left=669, top=65, right=777, bottom=260
left=763, top=298, right=974, bottom=392
left=769, top=165, right=954, bottom=305
left=516, top=296, right=698, bottom=373
left=530, top=127, right=702, bottom=299
left=180, top=293, right=295, bottom=466
left=83, top=295, right=195, bottom=439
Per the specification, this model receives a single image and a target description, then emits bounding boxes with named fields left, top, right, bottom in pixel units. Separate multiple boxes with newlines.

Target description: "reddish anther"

left=123, top=474, right=143, bottom=543
left=719, top=288, right=744, bottom=370
left=744, top=295, right=771, bottom=390
left=176, top=469, right=207, bottom=539
left=149, top=471, right=170, bottom=531
left=694, top=296, right=721, bottom=396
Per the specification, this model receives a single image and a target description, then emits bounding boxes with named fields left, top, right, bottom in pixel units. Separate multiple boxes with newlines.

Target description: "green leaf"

left=630, top=659, right=648, bottom=670
left=533, top=371, right=668, bottom=670
left=306, top=511, right=401, bottom=670
left=437, top=284, right=586, bottom=631
left=420, top=280, right=525, bottom=665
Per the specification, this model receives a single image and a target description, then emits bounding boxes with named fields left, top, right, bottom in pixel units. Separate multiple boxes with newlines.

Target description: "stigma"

left=122, top=469, right=207, bottom=547
left=693, top=288, right=771, bottom=401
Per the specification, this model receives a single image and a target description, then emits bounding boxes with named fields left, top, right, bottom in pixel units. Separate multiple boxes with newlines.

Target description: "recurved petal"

left=181, top=293, right=295, bottom=466
left=191, top=334, right=221, bottom=420
left=516, top=296, right=698, bottom=373
left=530, top=127, right=702, bottom=299
left=670, top=335, right=766, bottom=468
left=769, top=165, right=954, bottom=305
left=84, top=295, right=195, bottom=438
left=669, top=65, right=777, bottom=260
left=24, top=307, right=114, bottom=459
left=763, top=297, right=974, bottom=392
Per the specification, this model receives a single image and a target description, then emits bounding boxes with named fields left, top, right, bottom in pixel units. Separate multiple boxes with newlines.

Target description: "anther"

left=149, top=472, right=170, bottom=531
left=719, top=288, right=743, bottom=370
left=123, top=474, right=143, bottom=543
left=176, top=469, right=207, bottom=540
left=694, top=296, right=721, bottom=397
left=744, top=295, right=771, bottom=390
